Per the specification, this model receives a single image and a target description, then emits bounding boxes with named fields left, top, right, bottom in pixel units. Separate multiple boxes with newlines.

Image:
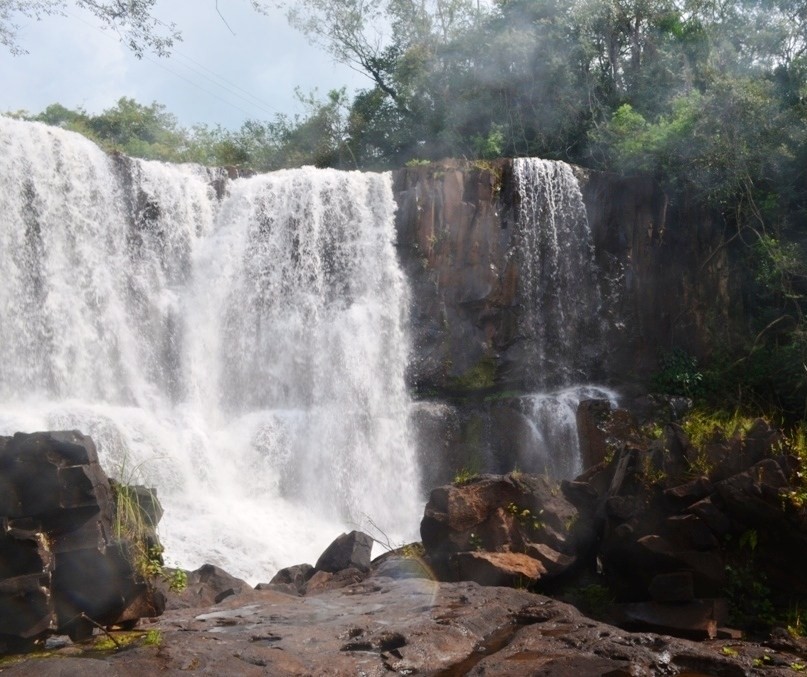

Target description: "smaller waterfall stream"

left=514, top=158, right=618, bottom=477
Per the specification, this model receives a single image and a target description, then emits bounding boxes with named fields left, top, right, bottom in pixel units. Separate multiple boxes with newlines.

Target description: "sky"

left=0, top=1, right=368, bottom=129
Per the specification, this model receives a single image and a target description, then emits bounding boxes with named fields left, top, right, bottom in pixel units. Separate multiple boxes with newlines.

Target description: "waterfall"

left=0, top=116, right=420, bottom=582
left=513, top=158, right=618, bottom=477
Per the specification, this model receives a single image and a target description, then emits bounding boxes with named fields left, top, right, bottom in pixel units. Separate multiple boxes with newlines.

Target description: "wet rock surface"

left=2, top=575, right=804, bottom=676
left=0, top=431, right=165, bottom=648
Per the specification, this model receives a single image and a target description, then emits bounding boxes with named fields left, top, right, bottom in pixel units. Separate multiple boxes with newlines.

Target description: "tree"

left=0, top=0, right=179, bottom=56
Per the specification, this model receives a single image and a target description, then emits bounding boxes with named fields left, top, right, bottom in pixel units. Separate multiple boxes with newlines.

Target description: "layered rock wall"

left=393, top=160, right=744, bottom=393
left=394, top=161, right=745, bottom=486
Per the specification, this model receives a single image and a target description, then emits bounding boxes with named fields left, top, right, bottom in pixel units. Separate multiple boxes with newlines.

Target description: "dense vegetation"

left=6, top=0, right=807, bottom=421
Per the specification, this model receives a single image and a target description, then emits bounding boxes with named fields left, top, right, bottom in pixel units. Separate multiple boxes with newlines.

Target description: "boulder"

left=315, top=531, right=374, bottom=573
left=164, top=564, right=250, bottom=609
left=455, top=551, right=545, bottom=587
left=648, top=572, right=695, bottom=603
left=420, top=473, right=592, bottom=587
left=305, top=567, right=366, bottom=595
left=263, top=563, right=315, bottom=596
left=618, top=598, right=729, bottom=639
left=0, top=431, right=166, bottom=646
left=576, top=399, right=613, bottom=469
left=664, top=477, right=714, bottom=506
left=523, top=542, right=577, bottom=577
left=423, top=474, right=583, bottom=552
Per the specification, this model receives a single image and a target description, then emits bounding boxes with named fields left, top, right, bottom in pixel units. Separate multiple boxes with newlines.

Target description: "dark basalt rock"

left=0, top=431, right=165, bottom=648
left=262, top=563, right=315, bottom=596
left=162, top=564, right=250, bottom=610
left=417, top=412, right=807, bottom=640
left=314, top=530, right=374, bottom=574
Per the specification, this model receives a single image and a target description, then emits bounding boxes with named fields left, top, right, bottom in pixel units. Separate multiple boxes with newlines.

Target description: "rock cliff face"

left=394, top=160, right=742, bottom=392
left=393, top=160, right=744, bottom=484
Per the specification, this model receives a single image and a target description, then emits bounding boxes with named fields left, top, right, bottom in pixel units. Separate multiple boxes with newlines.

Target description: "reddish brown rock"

left=421, top=473, right=587, bottom=584
left=0, top=577, right=788, bottom=676
left=455, top=551, right=546, bottom=586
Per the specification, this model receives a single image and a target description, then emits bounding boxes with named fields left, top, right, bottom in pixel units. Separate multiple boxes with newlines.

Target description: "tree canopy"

left=0, top=0, right=178, bottom=56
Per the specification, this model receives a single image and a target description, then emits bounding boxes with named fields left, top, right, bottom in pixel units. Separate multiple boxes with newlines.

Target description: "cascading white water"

left=513, top=158, right=618, bottom=476
left=0, top=116, right=420, bottom=582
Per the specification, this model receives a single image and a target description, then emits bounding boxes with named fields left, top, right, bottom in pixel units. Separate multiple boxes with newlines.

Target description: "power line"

left=167, top=51, right=280, bottom=117
left=64, top=10, right=281, bottom=122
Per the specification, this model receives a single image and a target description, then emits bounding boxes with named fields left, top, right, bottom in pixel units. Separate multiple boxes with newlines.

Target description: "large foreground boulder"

left=0, top=431, right=165, bottom=650
left=315, top=530, right=373, bottom=573
left=420, top=473, right=594, bottom=585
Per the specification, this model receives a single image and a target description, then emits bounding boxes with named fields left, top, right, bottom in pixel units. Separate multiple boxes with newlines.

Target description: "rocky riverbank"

left=2, top=567, right=806, bottom=676
left=4, top=398, right=807, bottom=675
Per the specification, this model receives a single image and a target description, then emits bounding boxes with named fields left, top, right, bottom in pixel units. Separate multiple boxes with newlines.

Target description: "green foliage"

left=739, top=529, right=759, bottom=553
left=143, top=629, right=163, bottom=647
left=400, top=542, right=426, bottom=559
left=472, top=124, right=505, bottom=160
left=754, top=655, right=775, bottom=668
left=112, top=459, right=186, bottom=593
left=164, top=568, right=188, bottom=594
left=652, top=349, right=703, bottom=398
left=1, top=1, right=179, bottom=57
left=787, top=606, right=807, bottom=639
left=506, top=502, right=545, bottom=533
left=724, top=562, right=777, bottom=631
left=452, top=466, right=479, bottom=486
left=571, top=583, right=615, bottom=619
left=781, top=487, right=807, bottom=511
left=680, top=409, right=759, bottom=449
left=449, top=356, right=497, bottom=392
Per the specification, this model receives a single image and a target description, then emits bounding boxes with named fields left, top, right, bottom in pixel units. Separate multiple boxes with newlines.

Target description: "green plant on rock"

left=453, top=466, right=479, bottom=486
left=781, top=487, right=807, bottom=510
left=468, top=532, right=483, bottom=551
left=724, top=562, right=776, bottom=631
left=684, top=449, right=714, bottom=478
left=143, top=629, right=163, bottom=646
left=400, top=542, right=426, bottom=559
left=112, top=481, right=187, bottom=594
left=165, top=568, right=188, bottom=594
left=641, top=422, right=664, bottom=440
left=681, top=409, right=760, bottom=449
left=786, top=606, right=806, bottom=638
left=506, top=503, right=544, bottom=533
left=739, top=529, right=758, bottom=553
left=753, top=654, right=775, bottom=667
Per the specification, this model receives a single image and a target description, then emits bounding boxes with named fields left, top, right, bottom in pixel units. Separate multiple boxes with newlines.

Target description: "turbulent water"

left=514, top=158, right=618, bottom=476
left=0, top=116, right=420, bottom=582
